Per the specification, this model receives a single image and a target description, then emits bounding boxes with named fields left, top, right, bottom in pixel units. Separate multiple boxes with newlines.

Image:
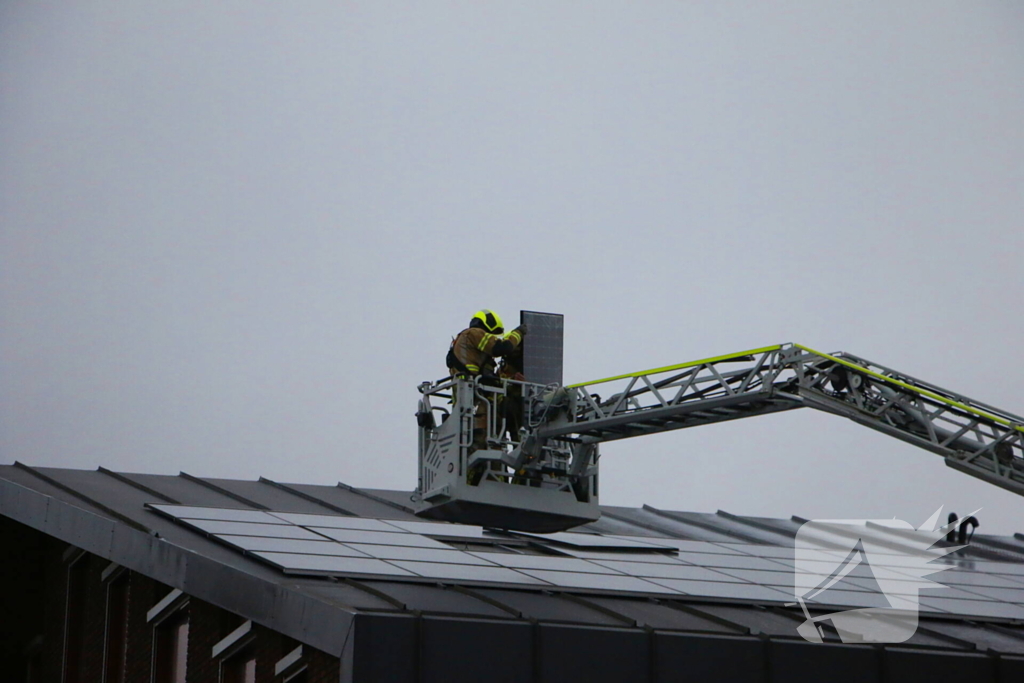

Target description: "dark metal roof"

left=2, top=463, right=1023, bottom=658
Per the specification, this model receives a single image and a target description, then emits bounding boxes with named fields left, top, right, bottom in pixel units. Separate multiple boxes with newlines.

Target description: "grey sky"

left=2, top=2, right=1022, bottom=533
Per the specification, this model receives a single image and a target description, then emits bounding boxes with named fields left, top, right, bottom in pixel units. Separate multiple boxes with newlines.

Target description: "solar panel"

left=908, top=569, right=1024, bottom=590
left=144, top=504, right=1024, bottom=608
left=978, top=572, right=1024, bottom=588
left=793, top=526, right=920, bottom=557
left=252, top=552, right=416, bottom=577
left=466, top=553, right=624, bottom=574
left=601, top=535, right=681, bottom=549
left=947, top=583, right=1024, bottom=603
left=676, top=552, right=791, bottom=571
left=342, top=544, right=498, bottom=565
left=384, top=520, right=511, bottom=539
left=513, top=531, right=673, bottom=550
left=770, top=557, right=897, bottom=587
left=217, top=535, right=370, bottom=557
left=313, top=527, right=452, bottom=548
left=521, top=310, right=563, bottom=386
left=182, top=519, right=328, bottom=540
left=771, top=557, right=946, bottom=592
left=591, top=561, right=747, bottom=583
left=975, top=561, right=1024, bottom=577
left=709, top=567, right=796, bottom=588
left=148, top=504, right=286, bottom=524
left=559, top=550, right=688, bottom=565
left=389, top=561, right=548, bottom=585
left=516, top=570, right=671, bottom=594
left=797, top=548, right=965, bottom=572
left=918, top=597, right=1024, bottom=620
left=643, top=540, right=745, bottom=555
left=269, top=512, right=405, bottom=532
left=647, top=578, right=791, bottom=601
left=727, top=544, right=798, bottom=559
left=919, top=584, right=1003, bottom=602
left=803, top=588, right=892, bottom=610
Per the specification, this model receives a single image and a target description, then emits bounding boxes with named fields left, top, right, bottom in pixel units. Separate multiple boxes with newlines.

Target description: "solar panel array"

left=147, top=505, right=1024, bottom=620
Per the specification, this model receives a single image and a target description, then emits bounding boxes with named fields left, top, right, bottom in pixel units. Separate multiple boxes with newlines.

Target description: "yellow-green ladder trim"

left=566, top=344, right=784, bottom=389
left=569, top=342, right=1023, bottom=433
left=793, top=344, right=1024, bottom=434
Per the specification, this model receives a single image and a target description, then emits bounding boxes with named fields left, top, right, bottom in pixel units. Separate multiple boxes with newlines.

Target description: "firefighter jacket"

left=449, top=327, right=524, bottom=377
left=499, top=345, right=524, bottom=381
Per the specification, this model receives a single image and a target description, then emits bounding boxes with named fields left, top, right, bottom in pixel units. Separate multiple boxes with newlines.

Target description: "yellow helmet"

left=471, top=309, right=504, bottom=333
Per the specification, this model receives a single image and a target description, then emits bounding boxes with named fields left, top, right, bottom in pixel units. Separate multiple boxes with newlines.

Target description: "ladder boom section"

left=541, top=345, right=801, bottom=442
left=549, top=343, right=1024, bottom=497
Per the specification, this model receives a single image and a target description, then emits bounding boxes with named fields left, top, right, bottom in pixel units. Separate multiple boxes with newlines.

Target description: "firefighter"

left=498, top=344, right=525, bottom=440
left=447, top=310, right=527, bottom=484
left=447, top=310, right=526, bottom=379
left=499, top=344, right=541, bottom=487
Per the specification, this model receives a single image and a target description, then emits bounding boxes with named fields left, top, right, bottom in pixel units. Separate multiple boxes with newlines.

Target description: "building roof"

left=2, top=462, right=1024, bottom=658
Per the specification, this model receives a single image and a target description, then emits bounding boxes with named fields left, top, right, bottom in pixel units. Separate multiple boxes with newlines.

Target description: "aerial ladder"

left=414, top=313, right=1024, bottom=532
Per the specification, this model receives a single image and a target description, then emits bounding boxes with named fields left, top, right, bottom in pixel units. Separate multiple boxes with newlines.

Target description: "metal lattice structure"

left=415, top=342, right=1024, bottom=531
left=551, top=343, right=1024, bottom=496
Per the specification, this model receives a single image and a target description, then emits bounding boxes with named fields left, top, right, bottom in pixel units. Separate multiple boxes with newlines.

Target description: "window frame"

left=213, top=619, right=257, bottom=683
left=101, top=565, right=130, bottom=683
left=61, top=549, right=87, bottom=683
left=148, top=589, right=190, bottom=683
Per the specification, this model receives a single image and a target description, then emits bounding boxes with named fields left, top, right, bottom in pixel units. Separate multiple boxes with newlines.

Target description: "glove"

left=513, top=324, right=528, bottom=336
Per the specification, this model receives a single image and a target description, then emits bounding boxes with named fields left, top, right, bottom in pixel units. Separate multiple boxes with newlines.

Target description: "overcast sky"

left=2, top=2, right=1022, bottom=534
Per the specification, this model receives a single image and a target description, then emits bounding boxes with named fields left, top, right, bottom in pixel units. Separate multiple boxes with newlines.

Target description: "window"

left=148, top=588, right=189, bottom=683
left=103, top=574, right=129, bottom=683
left=154, top=615, right=189, bottom=683
left=63, top=554, right=87, bottom=683
left=214, top=620, right=256, bottom=683
left=222, top=652, right=256, bottom=683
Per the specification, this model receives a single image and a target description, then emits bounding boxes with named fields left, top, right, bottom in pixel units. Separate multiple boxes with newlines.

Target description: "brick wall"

left=0, top=519, right=340, bottom=683
left=304, top=648, right=341, bottom=683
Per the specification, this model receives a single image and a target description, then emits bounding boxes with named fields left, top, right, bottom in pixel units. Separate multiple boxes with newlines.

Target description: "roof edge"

left=0, top=477, right=354, bottom=656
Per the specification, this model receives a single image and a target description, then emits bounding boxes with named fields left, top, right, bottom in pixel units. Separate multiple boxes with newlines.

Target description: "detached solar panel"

left=521, top=311, right=563, bottom=386
left=513, top=530, right=673, bottom=550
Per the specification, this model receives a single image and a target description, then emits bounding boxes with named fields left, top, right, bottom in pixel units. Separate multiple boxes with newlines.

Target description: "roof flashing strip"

left=275, top=646, right=304, bottom=677
left=212, top=619, right=254, bottom=658
left=147, top=588, right=186, bottom=623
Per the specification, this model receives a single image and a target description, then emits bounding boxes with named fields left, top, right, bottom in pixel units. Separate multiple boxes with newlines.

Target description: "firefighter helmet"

left=470, top=309, right=504, bottom=333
